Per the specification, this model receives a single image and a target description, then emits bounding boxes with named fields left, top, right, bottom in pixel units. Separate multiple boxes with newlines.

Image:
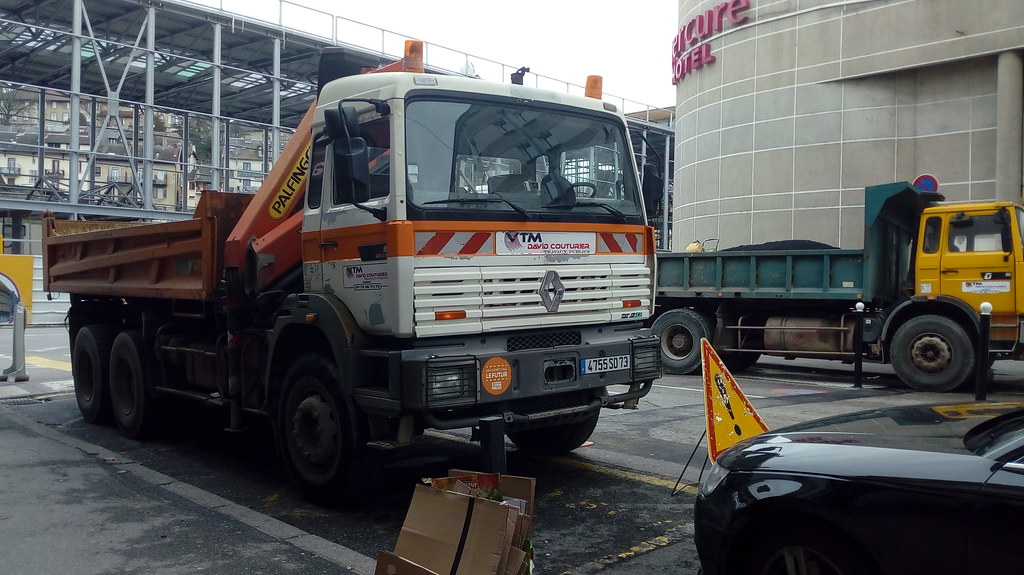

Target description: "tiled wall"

left=673, top=0, right=1021, bottom=250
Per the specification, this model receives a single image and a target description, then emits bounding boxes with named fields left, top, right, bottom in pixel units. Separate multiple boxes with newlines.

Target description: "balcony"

left=1, top=167, right=20, bottom=175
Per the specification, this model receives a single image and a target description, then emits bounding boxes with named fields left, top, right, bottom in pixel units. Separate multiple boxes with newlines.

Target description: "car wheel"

left=108, top=329, right=158, bottom=439
left=651, top=308, right=713, bottom=374
left=506, top=411, right=600, bottom=455
left=71, top=325, right=116, bottom=424
left=740, top=524, right=877, bottom=575
left=278, top=354, right=360, bottom=506
left=890, top=315, right=973, bottom=392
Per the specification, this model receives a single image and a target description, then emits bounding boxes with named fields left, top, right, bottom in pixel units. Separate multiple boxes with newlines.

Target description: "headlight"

left=425, top=359, right=476, bottom=406
left=630, top=337, right=662, bottom=380
left=699, top=462, right=730, bottom=497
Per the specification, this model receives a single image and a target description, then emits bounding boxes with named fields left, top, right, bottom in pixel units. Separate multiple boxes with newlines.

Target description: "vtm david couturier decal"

left=498, top=231, right=596, bottom=255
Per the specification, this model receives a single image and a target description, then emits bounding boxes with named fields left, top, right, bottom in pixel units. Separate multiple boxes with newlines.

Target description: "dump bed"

left=43, top=191, right=252, bottom=301
left=656, top=183, right=933, bottom=307
left=656, top=248, right=869, bottom=301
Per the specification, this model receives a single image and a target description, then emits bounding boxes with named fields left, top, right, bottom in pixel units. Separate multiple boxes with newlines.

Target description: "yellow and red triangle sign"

left=701, top=338, right=770, bottom=462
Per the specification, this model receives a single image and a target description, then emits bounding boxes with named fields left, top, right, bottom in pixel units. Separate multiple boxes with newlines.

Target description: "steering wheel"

left=573, top=182, right=598, bottom=198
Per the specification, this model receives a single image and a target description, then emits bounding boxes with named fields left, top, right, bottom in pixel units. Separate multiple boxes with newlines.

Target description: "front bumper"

left=391, top=323, right=661, bottom=428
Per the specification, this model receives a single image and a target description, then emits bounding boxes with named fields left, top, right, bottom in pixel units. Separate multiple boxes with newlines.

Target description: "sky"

left=218, top=0, right=679, bottom=110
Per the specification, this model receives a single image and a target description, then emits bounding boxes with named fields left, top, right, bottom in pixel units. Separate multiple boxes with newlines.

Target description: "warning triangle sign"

left=702, top=339, right=770, bottom=462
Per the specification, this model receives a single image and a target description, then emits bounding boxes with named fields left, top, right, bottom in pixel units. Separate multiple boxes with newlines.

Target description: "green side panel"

left=792, top=256, right=824, bottom=289
left=754, top=256, right=787, bottom=289
left=722, top=256, right=753, bottom=288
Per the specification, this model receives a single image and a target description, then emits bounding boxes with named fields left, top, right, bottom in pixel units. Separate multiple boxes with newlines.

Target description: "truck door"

left=938, top=209, right=1017, bottom=318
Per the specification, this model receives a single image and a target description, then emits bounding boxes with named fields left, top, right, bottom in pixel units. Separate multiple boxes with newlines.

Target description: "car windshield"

left=964, top=408, right=1024, bottom=457
left=404, top=98, right=643, bottom=223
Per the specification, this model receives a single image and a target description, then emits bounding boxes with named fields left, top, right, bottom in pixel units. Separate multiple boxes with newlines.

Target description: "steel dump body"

left=44, top=192, right=252, bottom=301
left=657, top=248, right=870, bottom=303
left=656, top=182, right=927, bottom=309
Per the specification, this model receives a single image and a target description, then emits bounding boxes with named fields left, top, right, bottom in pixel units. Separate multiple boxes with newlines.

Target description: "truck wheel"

left=108, top=330, right=158, bottom=438
left=651, top=309, right=713, bottom=374
left=507, top=411, right=600, bottom=455
left=278, top=355, right=357, bottom=506
left=71, top=325, right=116, bottom=424
left=890, top=315, right=974, bottom=393
left=720, top=351, right=761, bottom=373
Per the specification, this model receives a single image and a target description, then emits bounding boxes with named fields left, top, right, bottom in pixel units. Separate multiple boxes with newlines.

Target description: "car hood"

left=716, top=401, right=1024, bottom=479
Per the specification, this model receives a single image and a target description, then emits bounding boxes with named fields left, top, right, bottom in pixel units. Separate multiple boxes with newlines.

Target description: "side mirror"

left=998, top=207, right=1013, bottom=253
left=325, top=105, right=370, bottom=204
left=641, top=163, right=664, bottom=218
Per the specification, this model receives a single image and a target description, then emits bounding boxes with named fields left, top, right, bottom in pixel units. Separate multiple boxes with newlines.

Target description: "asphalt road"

left=4, top=324, right=1024, bottom=574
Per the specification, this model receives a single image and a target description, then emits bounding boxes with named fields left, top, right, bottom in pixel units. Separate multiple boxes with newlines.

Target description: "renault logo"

left=538, top=270, right=565, bottom=312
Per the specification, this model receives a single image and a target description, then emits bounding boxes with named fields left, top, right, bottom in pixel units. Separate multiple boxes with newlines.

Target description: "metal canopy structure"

left=0, top=0, right=673, bottom=250
left=1, top=0, right=391, bottom=127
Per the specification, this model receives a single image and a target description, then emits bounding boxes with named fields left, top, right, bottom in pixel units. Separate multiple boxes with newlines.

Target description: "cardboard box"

left=393, top=484, right=517, bottom=575
left=376, top=471, right=537, bottom=575
left=374, top=551, right=435, bottom=575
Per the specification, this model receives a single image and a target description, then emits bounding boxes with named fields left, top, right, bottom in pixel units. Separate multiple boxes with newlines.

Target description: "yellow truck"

left=652, top=181, right=1023, bottom=392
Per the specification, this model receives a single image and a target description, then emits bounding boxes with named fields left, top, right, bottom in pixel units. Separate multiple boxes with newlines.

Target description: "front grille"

left=507, top=330, right=581, bottom=352
left=412, top=263, right=652, bottom=337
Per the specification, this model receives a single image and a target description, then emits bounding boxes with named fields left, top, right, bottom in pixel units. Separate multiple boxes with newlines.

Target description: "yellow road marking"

left=545, top=455, right=700, bottom=495
left=26, top=356, right=72, bottom=371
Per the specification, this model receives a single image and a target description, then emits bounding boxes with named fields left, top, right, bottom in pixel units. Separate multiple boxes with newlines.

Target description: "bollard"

left=2, top=303, right=29, bottom=382
left=974, top=302, right=992, bottom=401
left=853, top=302, right=865, bottom=388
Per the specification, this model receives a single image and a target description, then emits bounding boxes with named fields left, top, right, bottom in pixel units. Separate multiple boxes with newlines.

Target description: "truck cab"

left=912, top=202, right=1023, bottom=356
left=286, top=72, right=661, bottom=447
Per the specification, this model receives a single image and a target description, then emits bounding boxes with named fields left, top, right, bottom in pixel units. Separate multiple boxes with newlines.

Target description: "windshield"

left=404, top=98, right=643, bottom=223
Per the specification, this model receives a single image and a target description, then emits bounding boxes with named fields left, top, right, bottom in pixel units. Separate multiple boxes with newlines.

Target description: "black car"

left=694, top=401, right=1024, bottom=575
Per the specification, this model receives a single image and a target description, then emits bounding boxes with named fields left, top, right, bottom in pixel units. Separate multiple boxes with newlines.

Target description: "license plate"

left=580, top=355, right=630, bottom=374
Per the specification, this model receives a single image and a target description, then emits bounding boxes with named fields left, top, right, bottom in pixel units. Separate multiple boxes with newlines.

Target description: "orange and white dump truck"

left=43, top=45, right=662, bottom=504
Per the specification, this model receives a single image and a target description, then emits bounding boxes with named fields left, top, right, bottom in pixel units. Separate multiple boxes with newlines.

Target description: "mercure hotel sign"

left=672, top=0, right=751, bottom=84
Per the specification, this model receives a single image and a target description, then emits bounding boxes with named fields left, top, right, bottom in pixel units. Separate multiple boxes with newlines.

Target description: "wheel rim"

left=764, top=545, right=846, bottom=575
left=908, top=333, right=952, bottom=374
left=290, top=392, right=339, bottom=470
left=661, top=325, right=694, bottom=360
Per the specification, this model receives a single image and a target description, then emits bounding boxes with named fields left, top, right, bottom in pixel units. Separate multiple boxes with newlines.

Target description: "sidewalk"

left=0, top=403, right=377, bottom=575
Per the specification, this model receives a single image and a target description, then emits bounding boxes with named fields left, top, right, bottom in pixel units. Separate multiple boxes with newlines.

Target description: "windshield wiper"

left=573, top=201, right=628, bottom=223
left=423, top=194, right=531, bottom=219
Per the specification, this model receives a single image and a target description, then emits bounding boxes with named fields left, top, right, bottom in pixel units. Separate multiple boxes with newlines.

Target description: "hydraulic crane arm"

left=223, top=101, right=315, bottom=295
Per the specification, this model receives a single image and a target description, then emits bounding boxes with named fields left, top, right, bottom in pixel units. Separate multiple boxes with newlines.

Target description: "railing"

left=169, top=0, right=665, bottom=117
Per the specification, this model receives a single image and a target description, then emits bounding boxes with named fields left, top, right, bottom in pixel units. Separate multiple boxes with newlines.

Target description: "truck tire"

left=507, top=411, right=600, bottom=455
left=108, top=330, right=158, bottom=438
left=651, top=308, right=713, bottom=374
left=278, top=354, right=358, bottom=506
left=890, top=315, right=974, bottom=393
left=720, top=351, right=761, bottom=373
left=71, top=325, right=116, bottom=424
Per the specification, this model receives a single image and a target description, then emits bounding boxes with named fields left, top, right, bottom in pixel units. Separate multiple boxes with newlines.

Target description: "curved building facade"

left=671, top=0, right=1024, bottom=250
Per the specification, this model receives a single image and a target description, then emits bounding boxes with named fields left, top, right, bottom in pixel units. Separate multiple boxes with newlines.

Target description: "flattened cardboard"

left=447, top=469, right=537, bottom=516
left=393, top=484, right=515, bottom=575
left=374, top=551, right=437, bottom=575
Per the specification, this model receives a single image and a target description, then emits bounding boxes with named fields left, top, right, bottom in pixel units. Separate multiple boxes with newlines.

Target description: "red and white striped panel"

left=416, top=231, right=494, bottom=256
left=598, top=232, right=642, bottom=253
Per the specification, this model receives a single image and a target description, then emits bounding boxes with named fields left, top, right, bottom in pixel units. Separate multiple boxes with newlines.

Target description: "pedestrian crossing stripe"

left=701, top=338, right=770, bottom=462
